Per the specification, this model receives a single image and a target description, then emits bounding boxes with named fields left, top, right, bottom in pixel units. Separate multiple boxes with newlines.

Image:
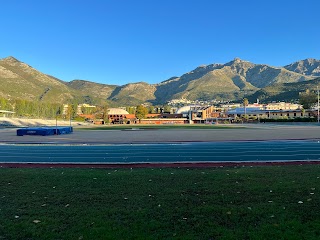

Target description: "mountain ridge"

left=0, top=56, right=319, bottom=105
left=0, top=56, right=75, bottom=102
left=284, top=58, right=320, bottom=76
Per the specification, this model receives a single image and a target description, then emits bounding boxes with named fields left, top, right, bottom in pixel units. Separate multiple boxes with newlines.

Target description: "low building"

left=265, top=102, right=301, bottom=110
left=227, top=107, right=314, bottom=120
left=79, top=108, right=136, bottom=124
left=226, top=107, right=265, bottom=120
left=175, top=105, right=225, bottom=123
left=146, top=113, right=183, bottom=118
left=107, top=108, right=135, bottom=124
left=77, top=104, right=96, bottom=115
left=190, top=106, right=210, bottom=123
left=176, top=105, right=201, bottom=117
left=220, top=103, right=241, bottom=109
left=266, top=110, right=304, bottom=119
left=265, top=109, right=318, bottom=119
left=140, top=118, right=188, bottom=124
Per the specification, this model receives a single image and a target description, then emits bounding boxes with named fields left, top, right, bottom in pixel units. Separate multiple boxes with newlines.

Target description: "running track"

left=1, top=141, right=320, bottom=164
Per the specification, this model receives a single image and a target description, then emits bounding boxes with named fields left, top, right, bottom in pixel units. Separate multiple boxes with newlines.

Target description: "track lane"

left=1, top=141, right=320, bottom=164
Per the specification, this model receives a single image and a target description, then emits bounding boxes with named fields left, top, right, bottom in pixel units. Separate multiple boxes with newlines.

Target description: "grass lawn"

left=1, top=165, right=320, bottom=239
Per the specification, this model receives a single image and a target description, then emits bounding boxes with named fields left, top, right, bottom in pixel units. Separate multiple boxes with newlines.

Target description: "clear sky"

left=1, top=0, right=319, bottom=85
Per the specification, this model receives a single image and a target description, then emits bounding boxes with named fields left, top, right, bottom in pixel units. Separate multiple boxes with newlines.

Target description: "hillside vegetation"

left=247, top=77, right=320, bottom=103
left=0, top=56, right=319, bottom=105
left=0, top=57, right=75, bottom=103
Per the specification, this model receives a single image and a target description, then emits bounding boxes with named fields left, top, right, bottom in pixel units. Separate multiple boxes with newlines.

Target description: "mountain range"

left=1, top=56, right=320, bottom=106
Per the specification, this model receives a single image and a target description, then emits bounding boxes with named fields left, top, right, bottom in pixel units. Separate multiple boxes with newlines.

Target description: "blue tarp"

left=17, top=127, right=73, bottom=136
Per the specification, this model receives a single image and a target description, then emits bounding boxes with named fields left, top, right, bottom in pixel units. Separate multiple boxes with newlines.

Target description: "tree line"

left=0, top=97, right=171, bottom=121
left=0, top=98, right=63, bottom=119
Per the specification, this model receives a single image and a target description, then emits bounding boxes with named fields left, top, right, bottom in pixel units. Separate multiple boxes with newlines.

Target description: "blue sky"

left=1, top=0, right=319, bottom=85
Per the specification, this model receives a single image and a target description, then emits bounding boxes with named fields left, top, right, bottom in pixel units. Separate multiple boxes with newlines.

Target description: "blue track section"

left=1, top=141, right=320, bottom=163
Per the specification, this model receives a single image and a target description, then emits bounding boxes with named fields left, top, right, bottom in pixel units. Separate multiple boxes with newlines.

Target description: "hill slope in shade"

left=108, top=82, right=157, bottom=106
left=247, top=77, right=320, bottom=103
left=66, top=80, right=118, bottom=104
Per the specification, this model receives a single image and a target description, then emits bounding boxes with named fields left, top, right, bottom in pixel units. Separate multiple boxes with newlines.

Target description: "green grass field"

left=1, top=165, right=320, bottom=239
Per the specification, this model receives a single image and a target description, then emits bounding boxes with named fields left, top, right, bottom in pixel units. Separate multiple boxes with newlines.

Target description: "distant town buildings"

left=264, top=102, right=301, bottom=110
left=77, top=104, right=96, bottom=115
left=168, top=98, right=219, bottom=106
left=61, top=100, right=316, bottom=125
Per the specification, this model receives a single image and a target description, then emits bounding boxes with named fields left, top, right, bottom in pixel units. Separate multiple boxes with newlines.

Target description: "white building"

left=264, top=102, right=301, bottom=110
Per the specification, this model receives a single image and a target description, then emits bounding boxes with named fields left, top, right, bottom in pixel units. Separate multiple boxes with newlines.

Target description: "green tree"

left=66, top=104, right=74, bottom=120
left=9, top=99, right=63, bottom=118
left=243, top=98, right=249, bottom=119
left=101, top=104, right=108, bottom=124
left=93, top=104, right=108, bottom=123
left=0, top=98, right=8, bottom=110
left=163, top=105, right=172, bottom=113
left=135, top=105, right=148, bottom=121
left=147, top=106, right=156, bottom=114
left=299, top=89, right=317, bottom=109
left=126, top=106, right=136, bottom=114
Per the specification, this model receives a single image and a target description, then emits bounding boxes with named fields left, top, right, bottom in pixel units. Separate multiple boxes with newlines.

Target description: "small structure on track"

left=16, top=126, right=73, bottom=136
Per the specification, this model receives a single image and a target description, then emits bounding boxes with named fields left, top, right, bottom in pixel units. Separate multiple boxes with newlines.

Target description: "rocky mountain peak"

left=305, top=58, right=317, bottom=64
left=223, top=58, right=255, bottom=77
left=1, top=56, right=20, bottom=63
left=0, top=56, right=27, bottom=68
left=284, top=58, right=320, bottom=76
left=225, top=58, right=253, bottom=67
left=233, top=57, right=242, bottom=63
